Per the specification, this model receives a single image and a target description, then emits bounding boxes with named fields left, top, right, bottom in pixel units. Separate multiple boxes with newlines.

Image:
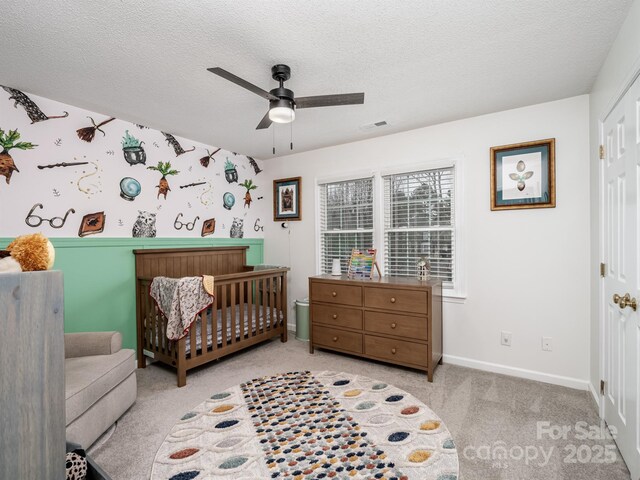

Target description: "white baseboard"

left=443, top=354, right=589, bottom=391
left=588, top=382, right=601, bottom=410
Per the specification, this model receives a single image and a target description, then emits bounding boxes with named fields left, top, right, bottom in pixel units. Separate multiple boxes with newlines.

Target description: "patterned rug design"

left=151, top=371, right=458, bottom=479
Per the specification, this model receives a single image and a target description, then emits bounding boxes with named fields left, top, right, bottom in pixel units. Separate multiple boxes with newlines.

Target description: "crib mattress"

left=145, top=303, right=283, bottom=355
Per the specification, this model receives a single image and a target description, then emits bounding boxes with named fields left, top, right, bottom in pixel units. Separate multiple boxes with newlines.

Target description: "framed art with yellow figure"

left=490, top=138, right=555, bottom=211
left=273, top=177, right=301, bottom=221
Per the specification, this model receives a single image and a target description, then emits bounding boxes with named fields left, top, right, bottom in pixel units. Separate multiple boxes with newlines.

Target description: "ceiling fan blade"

left=207, top=67, right=279, bottom=101
left=256, top=111, right=272, bottom=130
left=295, top=93, right=364, bottom=109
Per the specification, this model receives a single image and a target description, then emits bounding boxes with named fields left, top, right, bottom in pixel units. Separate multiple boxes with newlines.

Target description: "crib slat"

left=274, top=275, right=280, bottom=330
left=262, top=278, right=268, bottom=335
left=154, top=309, right=158, bottom=351
left=238, top=280, right=245, bottom=341
left=277, top=275, right=281, bottom=329
left=230, top=282, right=236, bottom=344
left=153, top=301, right=158, bottom=353
left=156, top=300, right=162, bottom=355
left=213, top=286, right=220, bottom=351
left=221, top=284, right=228, bottom=346
left=270, top=275, right=275, bottom=330
left=137, top=282, right=145, bottom=359
left=144, top=288, right=154, bottom=350
left=143, top=287, right=149, bottom=350
left=160, top=309, right=166, bottom=355
left=248, top=280, right=254, bottom=337
left=257, top=279, right=262, bottom=335
left=201, top=309, right=208, bottom=353
left=190, top=320, right=197, bottom=358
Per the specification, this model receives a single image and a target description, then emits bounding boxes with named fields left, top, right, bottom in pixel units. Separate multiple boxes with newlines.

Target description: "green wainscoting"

left=0, top=237, right=264, bottom=351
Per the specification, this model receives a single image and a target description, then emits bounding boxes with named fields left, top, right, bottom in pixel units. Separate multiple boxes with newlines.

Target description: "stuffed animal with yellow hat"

left=0, top=233, right=55, bottom=273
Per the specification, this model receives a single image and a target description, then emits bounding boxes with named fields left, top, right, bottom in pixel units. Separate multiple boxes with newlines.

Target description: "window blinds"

left=319, top=177, right=374, bottom=274
left=383, top=167, right=455, bottom=282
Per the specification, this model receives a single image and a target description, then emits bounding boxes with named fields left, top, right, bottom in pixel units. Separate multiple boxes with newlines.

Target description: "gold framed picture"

left=490, top=138, right=556, bottom=211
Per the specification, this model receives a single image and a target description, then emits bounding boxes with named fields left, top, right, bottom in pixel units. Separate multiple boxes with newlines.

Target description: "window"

left=316, top=163, right=460, bottom=294
left=319, top=177, right=374, bottom=274
left=383, top=167, right=455, bottom=284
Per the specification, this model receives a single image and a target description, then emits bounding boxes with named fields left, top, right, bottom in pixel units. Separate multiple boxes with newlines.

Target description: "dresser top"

left=310, top=274, right=441, bottom=288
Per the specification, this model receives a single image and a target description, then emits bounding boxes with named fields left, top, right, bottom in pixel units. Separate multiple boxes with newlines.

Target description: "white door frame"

left=598, top=61, right=640, bottom=420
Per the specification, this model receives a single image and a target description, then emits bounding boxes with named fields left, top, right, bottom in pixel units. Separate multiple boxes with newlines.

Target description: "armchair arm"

left=64, top=331, right=122, bottom=359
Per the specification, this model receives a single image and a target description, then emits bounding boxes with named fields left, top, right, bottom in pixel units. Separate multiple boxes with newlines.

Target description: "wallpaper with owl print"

left=0, top=86, right=267, bottom=238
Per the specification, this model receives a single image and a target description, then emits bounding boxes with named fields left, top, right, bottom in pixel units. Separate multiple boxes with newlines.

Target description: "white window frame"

left=315, top=170, right=376, bottom=275
left=315, top=158, right=466, bottom=301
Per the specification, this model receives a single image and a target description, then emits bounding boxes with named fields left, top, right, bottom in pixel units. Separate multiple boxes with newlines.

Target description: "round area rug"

left=151, top=371, right=459, bottom=480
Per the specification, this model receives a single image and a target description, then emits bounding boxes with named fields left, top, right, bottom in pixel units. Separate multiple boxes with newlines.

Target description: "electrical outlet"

left=542, top=337, right=553, bottom=351
left=501, top=331, right=512, bottom=347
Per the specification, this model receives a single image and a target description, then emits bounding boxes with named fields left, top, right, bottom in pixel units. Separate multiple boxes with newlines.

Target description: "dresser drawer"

left=313, top=325, right=363, bottom=353
left=364, top=335, right=428, bottom=367
left=364, top=287, right=427, bottom=314
left=311, top=281, right=362, bottom=306
left=312, top=304, right=363, bottom=330
left=364, top=311, right=428, bottom=341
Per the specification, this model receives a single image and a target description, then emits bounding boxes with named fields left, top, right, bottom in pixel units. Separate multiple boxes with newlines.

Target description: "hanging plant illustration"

left=224, top=158, right=238, bottom=183
left=240, top=179, right=257, bottom=208
left=121, top=130, right=146, bottom=166
left=147, top=161, right=179, bottom=199
left=0, top=128, right=37, bottom=184
left=508, top=160, right=534, bottom=191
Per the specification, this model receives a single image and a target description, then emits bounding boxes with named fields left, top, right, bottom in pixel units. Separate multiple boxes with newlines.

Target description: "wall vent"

left=360, top=121, right=389, bottom=131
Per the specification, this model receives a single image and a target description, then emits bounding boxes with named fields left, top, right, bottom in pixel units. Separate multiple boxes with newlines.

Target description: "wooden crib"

left=134, top=246, right=289, bottom=387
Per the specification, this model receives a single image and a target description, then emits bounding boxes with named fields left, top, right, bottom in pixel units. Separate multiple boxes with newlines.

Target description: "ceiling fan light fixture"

left=269, top=99, right=295, bottom=124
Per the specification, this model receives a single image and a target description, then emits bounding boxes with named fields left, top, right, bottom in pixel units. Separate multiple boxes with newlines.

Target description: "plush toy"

left=0, top=233, right=55, bottom=273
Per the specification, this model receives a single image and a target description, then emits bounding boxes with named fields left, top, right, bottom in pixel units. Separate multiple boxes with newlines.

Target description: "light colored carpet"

left=90, top=337, right=631, bottom=480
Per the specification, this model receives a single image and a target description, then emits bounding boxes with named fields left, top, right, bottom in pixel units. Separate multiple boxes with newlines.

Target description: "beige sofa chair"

left=65, top=332, right=136, bottom=448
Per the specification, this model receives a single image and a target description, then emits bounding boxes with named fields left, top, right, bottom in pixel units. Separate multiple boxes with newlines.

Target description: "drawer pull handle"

left=391, top=348, right=397, bottom=354
left=332, top=336, right=339, bottom=342
left=391, top=323, right=397, bottom=329
left=332, top=291, right=337, bottom=297
left=332, top=314, right=338, bottom=319
left=390, top=297, right=396, bottom=303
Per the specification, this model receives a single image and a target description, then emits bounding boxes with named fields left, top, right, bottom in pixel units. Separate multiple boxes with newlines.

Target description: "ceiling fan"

left=207, top=64, right=365, bottom=130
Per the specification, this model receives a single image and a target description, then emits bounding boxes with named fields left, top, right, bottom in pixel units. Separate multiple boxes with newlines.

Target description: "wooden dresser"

left=309, top=274, right=443, bottom=381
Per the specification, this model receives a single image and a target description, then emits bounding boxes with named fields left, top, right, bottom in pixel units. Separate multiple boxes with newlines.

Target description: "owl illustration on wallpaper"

left=132, top=211, right=157, bottom=238
left=230, top=217, right=244, bottom=239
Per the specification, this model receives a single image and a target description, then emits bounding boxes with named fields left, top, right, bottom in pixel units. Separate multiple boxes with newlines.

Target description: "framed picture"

left=490, top=138, right=555, bottom=211
left=273, top=177, right=302, bottom=221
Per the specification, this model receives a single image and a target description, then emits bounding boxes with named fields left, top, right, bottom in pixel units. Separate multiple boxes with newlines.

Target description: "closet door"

left=602, top=74, right=640, bottom=479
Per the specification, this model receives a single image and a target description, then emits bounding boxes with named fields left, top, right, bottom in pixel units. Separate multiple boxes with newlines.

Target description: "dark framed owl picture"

left=273, top=177, right=301, bottom=221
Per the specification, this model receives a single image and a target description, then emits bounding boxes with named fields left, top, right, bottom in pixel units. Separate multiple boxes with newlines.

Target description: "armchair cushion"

left=65, top=348, right=135, bottom=425
left=65, top=332, right=122, bottom=359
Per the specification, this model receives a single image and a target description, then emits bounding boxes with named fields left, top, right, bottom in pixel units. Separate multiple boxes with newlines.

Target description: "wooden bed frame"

left=134, top=246, right=288, bottom=387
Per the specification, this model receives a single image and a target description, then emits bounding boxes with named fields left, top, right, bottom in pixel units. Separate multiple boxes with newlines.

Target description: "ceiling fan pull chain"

left=272, top=125, right=276, bottom=155
left=290, top=121, right=293, bottom=151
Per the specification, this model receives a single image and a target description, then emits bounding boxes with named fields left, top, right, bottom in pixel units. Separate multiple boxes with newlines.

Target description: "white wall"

left=589, top=0, right=640, bottom=401
left=263, top=95, right=591, bottom=388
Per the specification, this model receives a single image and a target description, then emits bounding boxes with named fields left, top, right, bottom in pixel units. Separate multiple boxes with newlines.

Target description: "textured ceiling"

left=0, top=0, right=631, bottom=159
